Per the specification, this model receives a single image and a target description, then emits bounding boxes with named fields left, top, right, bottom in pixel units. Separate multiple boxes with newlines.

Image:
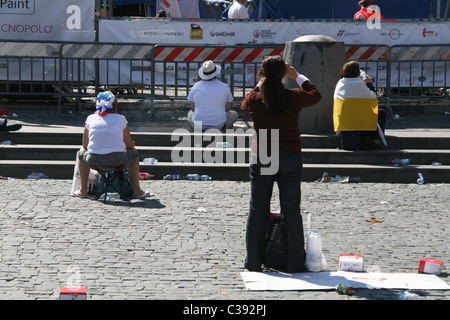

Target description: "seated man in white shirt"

left=228, top=0, right=249, bottom=19
left=187, top=60, right=238, bottom=131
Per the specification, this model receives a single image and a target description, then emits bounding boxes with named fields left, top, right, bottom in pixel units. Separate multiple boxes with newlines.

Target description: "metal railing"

left=0, top=41, right=62, bottom=100
left=150, top=44, right=284, bottom=100
left=345, top=44, right=393, bottom=117
left=1, top=40, right=449, bottom=115
left=58, top=41, right=155, bottom=112
left=390, top=44, right=450, bottom=99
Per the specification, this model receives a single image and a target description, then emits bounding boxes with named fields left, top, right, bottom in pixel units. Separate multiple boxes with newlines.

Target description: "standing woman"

left=240, top=56, right=321, bottom=272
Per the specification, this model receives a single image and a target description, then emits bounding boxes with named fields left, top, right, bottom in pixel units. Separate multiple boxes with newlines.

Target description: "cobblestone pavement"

left=0, top=178, right=448, bottom=301
left=1, top=102, right=449, bottom=303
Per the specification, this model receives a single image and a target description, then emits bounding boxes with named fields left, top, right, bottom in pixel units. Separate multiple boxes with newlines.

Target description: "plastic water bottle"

left=163, top=174, right=181, bottom=180
left=99, top=192, right=120, bottom=201
left=140, top=173, right=155, bottom=180
left=349, top=176, right=361, bottom=183
left=398, top=291, right=420, bottom=300
left=417, top=173, right=425, bottom=185
left=201, top=175, right=212, bottom=181
left=392, top=159, right=410, bottom=166
left=305, top=229, right=323, bottom=272
left=107, top=193, right=120, bottom=201
left=143, top=158, right=158, bottom=165
left=184, top=174, right=201, bottom=181
left=27, top=172, right=48, bottom=179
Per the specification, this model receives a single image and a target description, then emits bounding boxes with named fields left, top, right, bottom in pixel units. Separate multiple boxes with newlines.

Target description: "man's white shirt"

left=228, top=1, right=249, bottom=19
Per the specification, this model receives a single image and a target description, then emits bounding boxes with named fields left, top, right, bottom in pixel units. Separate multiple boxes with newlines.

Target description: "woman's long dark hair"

left=258, top=55, right=288, bottom=117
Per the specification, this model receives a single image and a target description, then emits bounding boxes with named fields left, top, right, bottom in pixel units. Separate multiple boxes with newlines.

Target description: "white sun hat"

left=198, top=60, right=221, bottom=80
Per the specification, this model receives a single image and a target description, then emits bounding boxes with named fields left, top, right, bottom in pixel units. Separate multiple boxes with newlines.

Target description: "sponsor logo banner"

left=99, top=20, right=450, bottom=46
left=0, top=0, right=94, bottom=41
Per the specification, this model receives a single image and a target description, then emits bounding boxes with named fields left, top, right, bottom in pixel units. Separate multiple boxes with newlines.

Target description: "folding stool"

left=92, top=165, right=132, bottom=203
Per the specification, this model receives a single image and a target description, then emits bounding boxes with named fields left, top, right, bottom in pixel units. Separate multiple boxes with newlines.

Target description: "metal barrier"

left=0, top=41, right=62, bottom=99
left=390, top=44, right=450, bottom=99
left=345, top=44, right=393, bottom=117
left=150, top=44, right=284, bottom=100
left=58, top=42, right=155, bottom=112
left=1, top=41, right=449, bottom=115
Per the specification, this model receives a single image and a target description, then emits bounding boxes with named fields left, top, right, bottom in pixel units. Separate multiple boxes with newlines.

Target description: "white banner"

left=98, top=19, right=450, bottom=88
left=0, top=0, right=95, bottom=42
left=97, top=61, right=255, bottom=87
left=99, top=19, right=450, bottom=46
left=390, top=61, right=450, bottom=88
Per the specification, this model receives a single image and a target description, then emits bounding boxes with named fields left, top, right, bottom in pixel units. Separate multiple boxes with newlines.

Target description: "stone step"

left=0, top=160, right=448, bottom=183
left=1, top=144, right=449, bottom=166
left=3, top=130, right=450, bottom=150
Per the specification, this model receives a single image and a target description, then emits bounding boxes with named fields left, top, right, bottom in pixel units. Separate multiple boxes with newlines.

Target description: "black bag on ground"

left=93, top=169, right=133, bottom=201
left=340, top=131, right=364, bottom=150
left=263, top=211, right=286, bottom=269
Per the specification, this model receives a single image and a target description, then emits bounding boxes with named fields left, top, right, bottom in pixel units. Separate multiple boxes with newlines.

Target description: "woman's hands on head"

left=285, top=63, right=300, bottom=79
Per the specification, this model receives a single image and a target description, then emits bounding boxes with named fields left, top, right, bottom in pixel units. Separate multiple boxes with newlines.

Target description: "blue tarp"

left=266, top=0, right=446, bottom=19
left=111, top=0, right=224, bottom=18
left=112, top=0, right=152, bottom=4
left=110, top=0, right=447, bottom=19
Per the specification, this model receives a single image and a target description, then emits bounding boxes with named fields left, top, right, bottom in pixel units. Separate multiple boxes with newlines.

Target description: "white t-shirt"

left=177, top=0, right=200, bottom=18
left=228, top=1, right=249, bottom=19
left=187, top=79, right=233, bottom=129
left=85, top=113, right=127, bottom=154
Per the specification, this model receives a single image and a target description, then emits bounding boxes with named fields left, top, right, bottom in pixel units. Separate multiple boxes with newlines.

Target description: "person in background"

left=187, top=60, right=238, bottom=131
left=156, top=10, right=166, bottom=18
left=354, top=0, right=383, bottom=19
left=333, top=61, right=387, bottom=149
left=228, top=0, right=249, bottom=19
left=72, top=91, right=152, bottom=199
left=240, top=55, right=321, bottom=273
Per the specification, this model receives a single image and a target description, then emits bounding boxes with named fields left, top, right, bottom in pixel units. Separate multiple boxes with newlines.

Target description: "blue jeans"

left=245, top=150, right=306, bottom=272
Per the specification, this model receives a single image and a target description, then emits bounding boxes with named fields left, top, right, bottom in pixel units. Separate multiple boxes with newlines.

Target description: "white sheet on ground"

left=240, top=271, right=450, bottom=291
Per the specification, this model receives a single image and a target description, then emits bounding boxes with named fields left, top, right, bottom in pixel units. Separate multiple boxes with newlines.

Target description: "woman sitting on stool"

left=72, top=91, right=152, bottom=199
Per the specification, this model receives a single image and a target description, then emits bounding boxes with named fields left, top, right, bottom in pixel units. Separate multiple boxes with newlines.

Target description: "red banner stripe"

left=224, top=48, right=245, bottom=62
left=242, top=48, right=264, bottom=62
left=184, top=47, right=205, bottom=62
left=153, top=46, right=165, bottom=59
left=204, top=47, right=225, bottom=61
left=163, top=47, right=185, bottom=61
left=346, top=46, right=360, bottom=59
left=378, top=49, right=389, bottom=60
left=440, top=49, right=450, bottom=60
left=270, top=48, right=284, bottom=56
left=358, top=47, right=379, bottom=60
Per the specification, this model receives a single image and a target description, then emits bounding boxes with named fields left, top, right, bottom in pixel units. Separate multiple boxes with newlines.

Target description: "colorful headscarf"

left=95, top=91, right=115, bottom=116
